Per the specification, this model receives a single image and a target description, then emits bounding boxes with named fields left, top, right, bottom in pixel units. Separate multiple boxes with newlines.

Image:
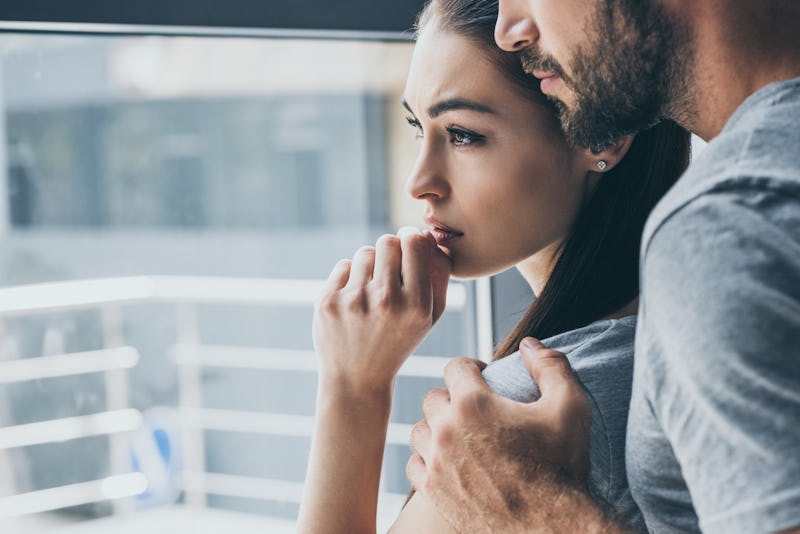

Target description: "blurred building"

left=0, top=32, right=481, bottom=527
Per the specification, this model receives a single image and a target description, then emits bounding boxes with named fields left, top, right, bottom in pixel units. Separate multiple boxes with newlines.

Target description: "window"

left=0, top=10, right=491, bottom=533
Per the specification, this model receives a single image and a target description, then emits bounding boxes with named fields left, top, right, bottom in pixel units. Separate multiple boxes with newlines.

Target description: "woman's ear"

left=581, top=134, right=635, bottom=173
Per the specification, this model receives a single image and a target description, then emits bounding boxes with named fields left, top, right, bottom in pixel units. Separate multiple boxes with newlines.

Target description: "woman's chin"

left=449, top=259, right=498, bottom=281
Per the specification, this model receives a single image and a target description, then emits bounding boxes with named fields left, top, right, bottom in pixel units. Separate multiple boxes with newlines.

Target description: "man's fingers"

left=405, top=453, right=427, bottom=493
left=409, top=418, right=432, bottom=462
left=373, top=235, right=402, bottom=289
left=519, top=337, right=580, bottom=401
left=520, top=337, right=592, bottom=483
left=345, top=246, right=375, bottom=289
left=443, top=357, right=492, bottom=401
left=323, top=259, right=351, bottom=293
left=421, top=387, right=449, bottom=423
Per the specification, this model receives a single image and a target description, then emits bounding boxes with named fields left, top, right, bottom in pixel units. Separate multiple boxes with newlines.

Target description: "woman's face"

left=403, top=25, right=594, bottom=285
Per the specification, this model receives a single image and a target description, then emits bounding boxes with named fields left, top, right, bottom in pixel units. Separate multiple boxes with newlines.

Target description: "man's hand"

left=406, top=338, right=606, bottom=533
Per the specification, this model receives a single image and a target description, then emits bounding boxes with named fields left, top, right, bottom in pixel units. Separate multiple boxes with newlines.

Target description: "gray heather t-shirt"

left=627, top=77, right=800, bottom=533
left=483, top=315, right=645, bottom=532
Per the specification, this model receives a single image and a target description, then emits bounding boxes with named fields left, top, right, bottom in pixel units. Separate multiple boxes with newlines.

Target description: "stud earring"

left=596, top=160, right=608, bottom=170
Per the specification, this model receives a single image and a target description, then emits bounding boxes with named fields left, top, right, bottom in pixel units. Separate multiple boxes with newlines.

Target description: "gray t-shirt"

left=627, top=77, right=800, bottom=533
left=483, top=315, right=645, bottom=532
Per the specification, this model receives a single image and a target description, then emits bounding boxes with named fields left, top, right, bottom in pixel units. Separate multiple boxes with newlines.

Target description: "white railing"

left=0, top=275, right=477, bottom=523
left=0, top=275, right=468, bottom=316
left=0, top=344, right=143, bottom=518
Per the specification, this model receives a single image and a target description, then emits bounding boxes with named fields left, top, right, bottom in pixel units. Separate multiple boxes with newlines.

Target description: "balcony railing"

left=0, top=275, right=483, bottom=530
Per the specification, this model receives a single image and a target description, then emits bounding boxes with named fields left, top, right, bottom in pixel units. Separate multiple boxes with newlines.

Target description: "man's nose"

left=495, top=0, right=539, bottom=52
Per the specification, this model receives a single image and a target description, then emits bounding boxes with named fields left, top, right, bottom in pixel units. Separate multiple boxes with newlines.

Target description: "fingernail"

left=397, top=226, right=422, bottom=238
left=521, top=337, right=543, bottom=350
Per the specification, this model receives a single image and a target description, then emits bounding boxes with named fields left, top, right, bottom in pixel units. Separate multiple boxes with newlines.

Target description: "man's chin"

left=557, top=105, right=621, bottom=151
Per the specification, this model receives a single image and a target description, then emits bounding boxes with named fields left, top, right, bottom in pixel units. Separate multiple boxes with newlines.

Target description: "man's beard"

left=520, top=0, right=689, bottom=151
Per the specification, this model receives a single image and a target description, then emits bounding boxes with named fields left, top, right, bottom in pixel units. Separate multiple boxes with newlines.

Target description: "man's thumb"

left=519, top=337, right=578, bottom=399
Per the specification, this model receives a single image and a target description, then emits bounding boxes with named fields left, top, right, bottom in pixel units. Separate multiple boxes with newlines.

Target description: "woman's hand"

left=313, top=229, right=452, bottom=393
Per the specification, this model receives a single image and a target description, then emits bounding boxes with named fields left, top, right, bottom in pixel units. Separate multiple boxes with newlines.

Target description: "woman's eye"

left=405, top=116, right=424, bottom=139
left=447, top=127, right=484, bottom=147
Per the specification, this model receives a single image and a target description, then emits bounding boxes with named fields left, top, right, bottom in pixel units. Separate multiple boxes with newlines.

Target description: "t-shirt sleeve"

left=642, top=187, right=800, bottom=533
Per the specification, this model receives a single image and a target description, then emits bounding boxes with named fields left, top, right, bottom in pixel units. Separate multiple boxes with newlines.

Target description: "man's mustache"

left=519, top=48, right=568, bottom=82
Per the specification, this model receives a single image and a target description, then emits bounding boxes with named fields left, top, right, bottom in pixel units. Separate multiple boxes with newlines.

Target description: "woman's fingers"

left=373, top=235, right=402, bottom=289
left=345, top=246, right=376, bottom=289
left=329, top=231, right=445, bottom=324
left=323, top=259, right=352, bottom=293
left=400, top=232, right=433, bottom=311
left=426, top=231, right=452, bottom=322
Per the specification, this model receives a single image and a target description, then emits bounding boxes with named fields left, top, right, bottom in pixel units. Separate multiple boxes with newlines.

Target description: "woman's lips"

left=424, top=215, right=464, bottom=246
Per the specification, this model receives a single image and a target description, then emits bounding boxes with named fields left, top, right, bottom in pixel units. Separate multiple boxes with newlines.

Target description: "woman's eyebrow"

left=402, top=97, right=496, bottom=118
left=428, top=98, right=496, bottom=118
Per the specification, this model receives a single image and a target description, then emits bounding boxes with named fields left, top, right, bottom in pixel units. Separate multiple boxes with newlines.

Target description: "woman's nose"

left=405, top=148, right=449, bottom=201
left=495, top=0, right=539, bottom=52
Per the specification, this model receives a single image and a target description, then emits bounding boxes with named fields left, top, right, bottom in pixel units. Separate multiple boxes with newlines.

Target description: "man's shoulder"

left=643, top=78, right=800, bottom=254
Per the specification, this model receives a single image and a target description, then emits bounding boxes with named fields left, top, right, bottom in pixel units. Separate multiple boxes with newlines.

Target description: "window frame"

left=0, top=0, right=426, bottom=40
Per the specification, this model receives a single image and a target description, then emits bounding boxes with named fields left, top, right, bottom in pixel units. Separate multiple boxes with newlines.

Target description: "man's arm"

left=641, top=190, right=800, bottom=533
left=405, top=341, right=624, bottom=533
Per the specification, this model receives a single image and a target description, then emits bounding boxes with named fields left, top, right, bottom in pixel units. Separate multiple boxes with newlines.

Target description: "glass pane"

left=0, top=32, right=479, bottom=532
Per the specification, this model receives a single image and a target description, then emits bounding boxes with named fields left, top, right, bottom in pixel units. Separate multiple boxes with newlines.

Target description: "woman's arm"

left=297, top=231, right=451, bottom=534
left=299, top=378, right=394, bottom=534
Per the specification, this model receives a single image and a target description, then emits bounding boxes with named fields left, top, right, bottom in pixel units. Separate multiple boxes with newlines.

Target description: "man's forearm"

left=474, top=480, right=625, bottom=534
left=429, top=465, right=627, bottom=533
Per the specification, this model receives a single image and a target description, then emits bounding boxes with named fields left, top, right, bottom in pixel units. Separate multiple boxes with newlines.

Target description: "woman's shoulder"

left=481, top=316, right=643, bottom=527
left=482, top=315, right=637, bottom=403
left=551, top=315, right=637, bottom=372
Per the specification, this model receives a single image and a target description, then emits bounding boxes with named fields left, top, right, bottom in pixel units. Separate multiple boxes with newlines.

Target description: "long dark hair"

left=416, top=0, right=691, bottom=360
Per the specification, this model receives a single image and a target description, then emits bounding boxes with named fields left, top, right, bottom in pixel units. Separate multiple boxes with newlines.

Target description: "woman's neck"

left=515, top=244, right=562, bottom=296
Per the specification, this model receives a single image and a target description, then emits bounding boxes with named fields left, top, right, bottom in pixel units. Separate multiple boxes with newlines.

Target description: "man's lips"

left=532, top=71, right=560, bottom=95
left=424, top=215, right=464, bottom=245
left=530, top=70, right=557, bottom=80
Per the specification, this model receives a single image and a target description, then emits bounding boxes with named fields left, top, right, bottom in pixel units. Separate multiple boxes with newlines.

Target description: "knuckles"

left=432, top=421, right=455, bottom=451
left=400, top=232, right=432, bottom=256
left=355, top=245, right=376, bottom=258
left=451, top=387, right=491, bottom=421
left=373, top=284, right=401, bottom=311
left=421, top=387, right=446, bottom=417
left=409, top=419, right=429, bottom=451
left=342, top=288, right=369, bottom=314
left=536, top=348, right=570, bottom=366
left=376, top=234, right=401, bottom=250
left=315, top=293, right=340, bottom=316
